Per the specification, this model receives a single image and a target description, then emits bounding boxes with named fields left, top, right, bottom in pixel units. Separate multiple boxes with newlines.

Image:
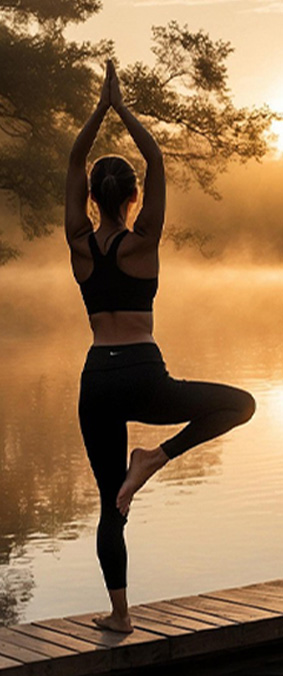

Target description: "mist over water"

left=1, top=155, right=283, bottom=626
left=1, top=156, right=283, bottom=358
left=166, top=157, right=283, bottom=264
left=1, top=222, right=283, bottom=379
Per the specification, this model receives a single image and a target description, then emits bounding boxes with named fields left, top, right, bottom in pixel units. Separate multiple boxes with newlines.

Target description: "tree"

left=121, top=22, right=273, bottom=195
left=0, top=0, right=102, bottom=28
left=118, top=22, right=275, bottom=253
left=0, top=8, right=275, bottom=263
left=0, top=0, right=114, bottom=263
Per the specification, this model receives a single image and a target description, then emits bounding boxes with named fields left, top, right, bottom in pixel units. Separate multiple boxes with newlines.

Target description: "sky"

left=66, top=0, right=283, bottom=112
left=3, top=0, right=283, bottom=262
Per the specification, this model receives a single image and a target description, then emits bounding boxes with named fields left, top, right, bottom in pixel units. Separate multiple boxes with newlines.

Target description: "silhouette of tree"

left=0, top=7, right=274, bottom=263
left=122, top=23, right=273, bottom=196
left=0, top=0, right=102, bottom=26
left=0, top=0, right=113, bottom=263
left=120, top=22, right=274, bottom=252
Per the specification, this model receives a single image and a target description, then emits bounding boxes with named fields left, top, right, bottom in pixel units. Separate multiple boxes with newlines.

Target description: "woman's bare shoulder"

left=124, top=228, right=160, bottom=252
left=117, top=229, right=159, bottom=279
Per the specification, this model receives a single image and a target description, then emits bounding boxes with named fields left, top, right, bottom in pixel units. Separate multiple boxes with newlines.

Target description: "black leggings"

left=78, top=342, right=255, bottom=591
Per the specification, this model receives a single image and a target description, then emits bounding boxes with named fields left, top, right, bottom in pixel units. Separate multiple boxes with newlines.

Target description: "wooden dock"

left=2, top=579, right=283, bottom=675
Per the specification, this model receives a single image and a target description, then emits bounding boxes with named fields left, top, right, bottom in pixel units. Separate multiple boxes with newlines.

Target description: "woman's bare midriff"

left=90, top=310, right=155, bottom=346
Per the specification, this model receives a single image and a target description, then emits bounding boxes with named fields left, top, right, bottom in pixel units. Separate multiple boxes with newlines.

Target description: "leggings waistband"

left=82, top=342, right=165, bottom=371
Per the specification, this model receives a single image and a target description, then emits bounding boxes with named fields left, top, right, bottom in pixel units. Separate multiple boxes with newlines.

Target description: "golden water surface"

left=1, top=261, right=283, bottom=626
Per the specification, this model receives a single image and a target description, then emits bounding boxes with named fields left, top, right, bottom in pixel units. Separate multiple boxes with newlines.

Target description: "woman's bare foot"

left=116, top=446, right=168, bottom=516
left=92, top=612, right=133, bottom=633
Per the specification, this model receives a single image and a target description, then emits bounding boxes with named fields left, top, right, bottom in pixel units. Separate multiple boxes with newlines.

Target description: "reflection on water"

left=0, top=355, right=224, bottom=624
left=1, top=264, right=283, bottom=625
left=0, top=365, right=99, bottom=625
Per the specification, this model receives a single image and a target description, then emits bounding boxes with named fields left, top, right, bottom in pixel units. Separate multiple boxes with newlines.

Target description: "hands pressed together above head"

left=99, top=59, right=123, bottom=112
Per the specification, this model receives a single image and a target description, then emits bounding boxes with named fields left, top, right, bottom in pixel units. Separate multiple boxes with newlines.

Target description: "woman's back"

left=74, top=226, right=160, bottom=345
left=65, top=59, right=165, bottom=346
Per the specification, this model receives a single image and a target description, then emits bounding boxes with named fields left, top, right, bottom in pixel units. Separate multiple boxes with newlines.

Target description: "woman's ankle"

left=109, top=587, right=129, bottom=618
left=112, top=609, right=130, bottom=619
left=155, top=445, right=169, bottom=465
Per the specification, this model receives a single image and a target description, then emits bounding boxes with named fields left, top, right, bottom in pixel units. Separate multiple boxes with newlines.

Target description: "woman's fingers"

left=108, top=59, right=118, bottom=82
left=98, top=61, right=111, bottom=107
left=105, top=59, right=122, bottom=109
left=107, top=59, right=114, bottom=75
left=106, top=59, right=111, bottom=79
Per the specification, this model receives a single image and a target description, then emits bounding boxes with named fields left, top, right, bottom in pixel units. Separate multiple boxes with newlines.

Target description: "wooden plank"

left=67, top=613, right=169, bottom=670
left=36, top=618, right=111, bottom=675
left=204, top=588, right=283, bottom=614
left=0, top=661, right=28, bottom=676
left=162, top=593, right=283, bottom=659
left=145, top=600, right=234, bottom=627
left=37, top=618, right=109, bottom=647
left=132, top=603, right=216, bottom=632
left=3, top=578, right=283, bottom=675
left=141, top=604, right=226, bottom=631
left=0, top=638, right=47, bottom=664
left=0, top=655, right=22, bottom=669
left=0, top=654, right=23, bottom=673
left=3, top=620, right=112, bottom=676
left=130, top=605, right=225, bottom=662
left=40, top=615, right=169, bottom=672
left=232, top=581, right=283, bottom=601
left=0, top=626, right=76, bottom=659
left=240, top=580, right=283, bottom=593
left=170, top=594, right=281, bottom=622
left=262, top=579, right=283, bottom=589
left=131, top=604, right=193, bottom=629
left=256, top=583, right=283, bottom=598
left=130, top=614, right=189, bottom=637
left=164, top=616, right=283, bottom=662
left=130, top=605, right=238, bottom=661
left=67, top=612, right=168, bottom=646
left=11, top=623, right=94, bottom=654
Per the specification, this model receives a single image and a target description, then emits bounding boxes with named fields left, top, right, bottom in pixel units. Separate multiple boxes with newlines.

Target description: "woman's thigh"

left=136, top=371, right=251, bottom=425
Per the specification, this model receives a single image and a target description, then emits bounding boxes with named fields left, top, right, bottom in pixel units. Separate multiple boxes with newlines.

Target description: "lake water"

left=1, top=260, right=283, bottom=627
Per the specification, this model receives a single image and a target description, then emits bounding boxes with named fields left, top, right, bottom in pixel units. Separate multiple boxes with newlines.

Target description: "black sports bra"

left=79, top=229, right=158, bottom=315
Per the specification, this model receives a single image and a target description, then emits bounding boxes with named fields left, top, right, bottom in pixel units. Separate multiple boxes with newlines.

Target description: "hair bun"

left=101, top=174, right=120, bottom=204
left=101, top=174, right=116, bottom=189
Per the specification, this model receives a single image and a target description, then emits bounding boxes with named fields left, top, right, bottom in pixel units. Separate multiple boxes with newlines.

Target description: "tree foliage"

left=121, top=22, right=273, bottom=198
left=0, top=0, right=102, bottom=27
left=0, top=0, right=115, bottom=262
left=0, top=5, right=275, bottom=263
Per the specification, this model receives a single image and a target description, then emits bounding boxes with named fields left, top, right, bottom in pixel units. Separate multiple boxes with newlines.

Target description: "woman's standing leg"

left=79, top=371, right=133, bottom=632
left=117, top=369, right=256, bottom=515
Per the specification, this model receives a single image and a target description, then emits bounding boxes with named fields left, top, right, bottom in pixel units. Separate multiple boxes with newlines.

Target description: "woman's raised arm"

left=109, top=61, right=165, bottom=242
left=64, top=63, right=111, bottom=250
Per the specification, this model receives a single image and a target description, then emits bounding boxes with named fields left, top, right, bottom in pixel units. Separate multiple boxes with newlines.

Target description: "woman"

left=65, top=60, right=255, bottom=634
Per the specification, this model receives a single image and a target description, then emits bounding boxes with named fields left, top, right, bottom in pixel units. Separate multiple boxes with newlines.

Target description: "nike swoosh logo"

left=110, top=351, right=121, bottom=356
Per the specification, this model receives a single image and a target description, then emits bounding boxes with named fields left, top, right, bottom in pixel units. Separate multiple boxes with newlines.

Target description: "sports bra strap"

left=107, top=230, right=129, bottom=259
left=88, top=231, right=99, bottom=261
left=88, top=229, right=129, bottom=262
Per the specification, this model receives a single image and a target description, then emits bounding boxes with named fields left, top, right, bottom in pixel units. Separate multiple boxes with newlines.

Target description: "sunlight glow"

left=266, top=92, right=283, bottom=157
left=270, top=119, right=283, bottom=157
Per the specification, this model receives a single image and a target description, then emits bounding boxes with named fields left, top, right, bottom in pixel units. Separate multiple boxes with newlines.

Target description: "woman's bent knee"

left=237, top=389, right=256, bottom=424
